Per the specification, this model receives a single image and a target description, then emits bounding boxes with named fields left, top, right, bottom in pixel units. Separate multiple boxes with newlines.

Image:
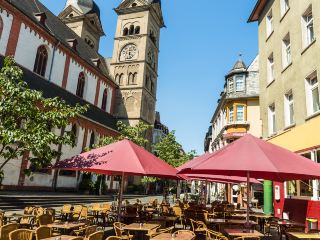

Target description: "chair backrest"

left=189, top=219, right=197, bottom=232
left=23, top=206, right=34, bottom=215
left=35, top=226, right=51, bottom=240
left=79, top=206, right=88, bottom=219
left=106, top=237, right=121, bottom=240
left=62, top=204, right=72, bottom=212
left=113, top=222, right=125, bottom=237
left=101, top=203, right=111, bottom=211
left=38, top=214, right=53, bottom=226
left=34, top=207, right=45, bottom=216
left=9, top=229, right=33, bottom=240
left=69, top=237, right=84, bottom=240
left=87, top=231, right=104, bottom=240
left=73, top=205, right=83, bottom=214
left=206, top=229, right=224, bottom=239
left=172, top=206, right=182, bottom=217
left=0, top=223, right=18, bottom=240
left=84, top=225, right=97, bottom=238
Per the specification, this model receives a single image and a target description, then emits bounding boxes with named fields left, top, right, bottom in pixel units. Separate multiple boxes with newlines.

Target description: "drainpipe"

left=48, top=40, right=60, bottom=82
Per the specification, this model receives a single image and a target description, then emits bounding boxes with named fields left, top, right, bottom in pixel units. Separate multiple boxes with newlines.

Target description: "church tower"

left=58, top=0, right=105, bottom=52
left=110, top=0, right=165, bottom=126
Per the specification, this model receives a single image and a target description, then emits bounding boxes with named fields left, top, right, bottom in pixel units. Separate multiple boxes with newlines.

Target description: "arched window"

left=129, top=25, right=135, bottom=35
left=123, top=27, right=129, bottom=36
left=115, top=74, right=119, bottom=84
left=135, top=26, right=140, bottom=35
left=33, top=45, right=48, bottom=77
left=128, top=73, right=133, bottom=85
left=76, top=72, right=86, bottom=98
left=89, top=132, right=95, bottom=148
left=101, top=88, right=108, bottom=111
left=132, top=72, right=137, bottom=84
left=119, top=73, right=124, bottom=85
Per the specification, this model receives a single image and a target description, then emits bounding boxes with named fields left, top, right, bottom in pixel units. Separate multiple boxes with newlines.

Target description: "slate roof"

left=0, top=55, right=118, bottom=131
left=8, top=0, right=107, bottom=75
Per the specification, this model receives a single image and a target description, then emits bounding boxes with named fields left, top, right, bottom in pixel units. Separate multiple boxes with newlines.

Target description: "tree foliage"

left=153, top=131, right=196, bottom=168
left=96, top=121, right=151, bottom=149
left=0, top=57, right=87, bottom=177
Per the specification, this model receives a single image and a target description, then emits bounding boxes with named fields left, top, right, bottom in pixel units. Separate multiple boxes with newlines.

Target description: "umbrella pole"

left=246, top=171, right=250, bottom=228
left=118, top=172, right=125, bottom=222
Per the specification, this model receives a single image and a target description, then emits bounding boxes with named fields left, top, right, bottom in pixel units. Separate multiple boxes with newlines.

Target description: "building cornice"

left=248, top=0, right=268, bottom=22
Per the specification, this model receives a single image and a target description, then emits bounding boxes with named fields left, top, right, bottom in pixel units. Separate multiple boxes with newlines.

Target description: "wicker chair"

left=38, top=214, right=54, bottom=226
left=147, top=226, right=174, bottom=239
left=206, top=229, right=225, bottom=240
left=190, top=219, right=207, bottom=235
left=19, top=216, right=34, bottom=229
left=87, top=231, right=104, bottom=240
left=106, top=237, right=121, bottom=240
left=72, top=205, right=84, bottom=220
left=113, top=222, right=133, bottom=240
left=174, top=230, right=196, bottom=237
left=70, top=237, right=84, bottom=240
left=34, top=207, right=45, bottom=216
left=35, top=226, right=51, bottom=240
left=23, top=207, right=35, bottom=215
left=0, top=223, right=18, bottom=240
left=9, top=229, right=33, bottom=240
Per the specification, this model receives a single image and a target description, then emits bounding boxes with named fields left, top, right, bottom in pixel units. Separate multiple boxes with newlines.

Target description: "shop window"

left=29, top=163, right=51, bottom=175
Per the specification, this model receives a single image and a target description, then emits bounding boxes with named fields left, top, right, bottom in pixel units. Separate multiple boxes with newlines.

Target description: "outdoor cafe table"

left=151, top=233, right=195, bottom=240
left=206, top=219, right=257, bottom=232
left=287, top=232, right=320, bottom=239
left=278, top=220, right=306, bottom=237
left=124, top=223, right=160, bottom=240
left=47, top=222, right=85, bottom=234
left=224, top=228, right=264, bottom=239
left=42, top=235, right=76, bottom=240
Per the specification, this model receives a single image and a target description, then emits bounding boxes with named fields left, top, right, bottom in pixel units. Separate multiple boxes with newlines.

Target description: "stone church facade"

left=0, top=0, right=163, bottom=190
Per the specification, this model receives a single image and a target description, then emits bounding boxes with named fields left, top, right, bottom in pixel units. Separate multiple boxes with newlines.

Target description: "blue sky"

left=39, top=0, right=258, bottom=154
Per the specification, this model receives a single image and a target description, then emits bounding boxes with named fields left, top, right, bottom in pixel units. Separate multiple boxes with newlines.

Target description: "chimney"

left=91, top=58, right=101, bottom=68
left=34, top=12, right=47, bottom=26
left=66, top=39, right=78, bottom=51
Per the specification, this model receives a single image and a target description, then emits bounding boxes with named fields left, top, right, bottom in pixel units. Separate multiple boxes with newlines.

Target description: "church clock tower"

left=110, top=0, right=164, bottom=126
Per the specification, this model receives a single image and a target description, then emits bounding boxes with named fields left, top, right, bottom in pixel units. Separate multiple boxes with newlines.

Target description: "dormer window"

left=34, top=12, right=47, bottom=26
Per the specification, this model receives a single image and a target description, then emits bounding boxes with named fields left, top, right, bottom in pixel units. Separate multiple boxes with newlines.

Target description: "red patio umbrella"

left=54, top=139, right=178, bottom=220
left=178, top=134, right=320, bottom=226
left=183, top=173, right=261, bottom=184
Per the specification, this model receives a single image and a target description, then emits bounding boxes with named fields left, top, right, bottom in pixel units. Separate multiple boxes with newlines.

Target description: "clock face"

left=120, top=44, right=138, bottom=61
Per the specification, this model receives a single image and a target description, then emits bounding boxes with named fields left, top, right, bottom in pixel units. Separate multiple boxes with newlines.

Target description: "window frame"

left=266, top=10, right=273, bottom=38
left=284, top=91, right=294, bottom=127
left=280, top=0, right=290, bottom=17
left=229, top=106, right=234, bottom=123
left=235, top=75, right=245, bottom=92
left=33, top=45, right=48, bottom=77
left=282, top=33, right=292, bottom=68
left=236, top=105, right=245, bottom=122
left=302, top=6, right=315, bottom=48
left=305, top=71, right=320, bottom=116
left=76, top=72, right=86, bottom=98
left=267, top=53, right=275, bottom=83
left=101, top=88, right=108, bottom=111
left=268, top=103, right=276, bottom=135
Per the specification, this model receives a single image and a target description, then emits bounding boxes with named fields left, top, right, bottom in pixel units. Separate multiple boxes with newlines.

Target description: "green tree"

left=0, top=57, right=87, bottom=180
left=153, top=131, right=196, bottom=167
left=96, top=121, right=151, bottom=148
